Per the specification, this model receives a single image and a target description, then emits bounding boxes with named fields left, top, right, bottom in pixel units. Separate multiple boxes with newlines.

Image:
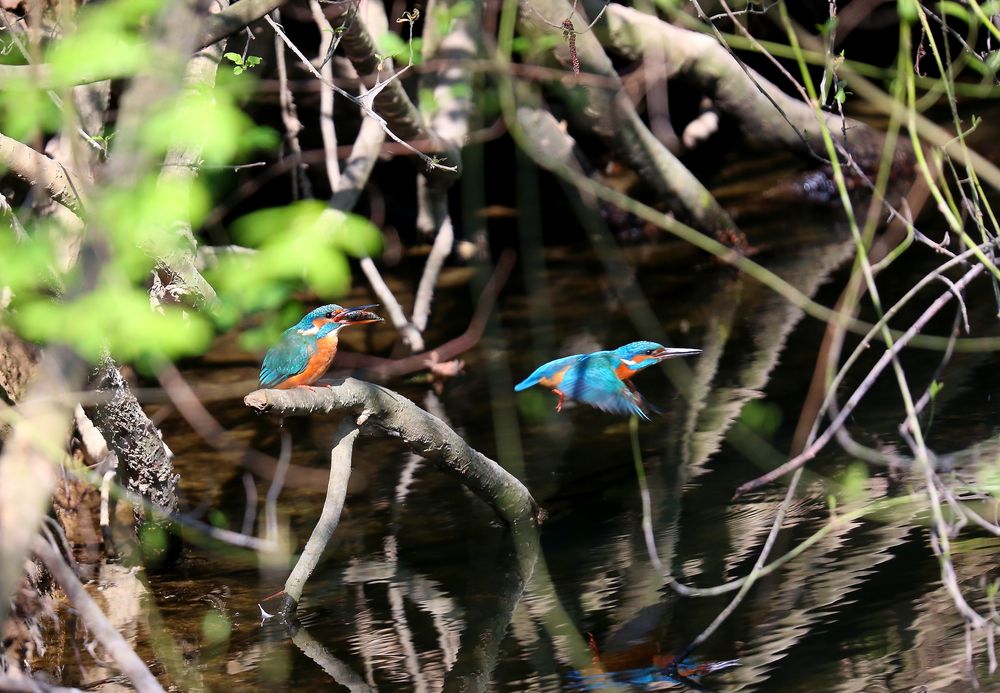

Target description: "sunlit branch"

left=310, top=0, right=342, bottom=191
left=244, top=378, right=538, bottom=528
left=281, top=418, right=359, bottom=606
left=517, top=0, right=735, bottom=233
left=271, top=8, right=313, bottom=201
left=359, top=257, right=425, bottom=351
left=0, top=131, right=85, bottom=214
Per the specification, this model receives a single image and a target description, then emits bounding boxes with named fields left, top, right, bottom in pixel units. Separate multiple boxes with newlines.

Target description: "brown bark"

left=245, top=378, right=538, bottom=527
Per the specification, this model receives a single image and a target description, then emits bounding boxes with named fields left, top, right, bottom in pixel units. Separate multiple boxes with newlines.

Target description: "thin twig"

left=264, top=14, right=457, bottom=173
left=736, top=262, right=987, bottom=496
left=272, top=10, right=313, bottom=200
left=359, top=257, right=425, bottom=351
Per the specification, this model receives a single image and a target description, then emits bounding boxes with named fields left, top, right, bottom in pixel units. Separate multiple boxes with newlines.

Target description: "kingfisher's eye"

left=325, top=311, right=335, bottom=319
left=645, top=349, right=656, bottom=355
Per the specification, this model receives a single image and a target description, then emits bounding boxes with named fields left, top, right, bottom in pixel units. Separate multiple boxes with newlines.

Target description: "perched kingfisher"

left=258, top=304, right=382, bottom=389
left=514, top=341, right=701, bottom=419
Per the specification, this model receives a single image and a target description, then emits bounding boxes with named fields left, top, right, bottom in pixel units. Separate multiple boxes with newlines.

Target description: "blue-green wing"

left=259, top=328, right=313, bottom=388
left=514, top=354, right=586, bottom=391
left=561, top=353, right=650, bottom=419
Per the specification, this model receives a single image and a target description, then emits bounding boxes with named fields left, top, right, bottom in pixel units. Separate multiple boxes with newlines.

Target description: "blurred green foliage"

left=14, top=285, right=213, bottom=362
left=836, top=461, right=870, bottom=507
left=0, top=78, right=61, bottom=140
left=377, top=31, right=422, bottom=65
left=209, top=201, right=383, bottom=348
left=0, top=0, right=383, bottom=371
left=738, top=400, right=783, bottom=440
left=142, top=88, right=278, bottom=164
left=46, top=0, right=159, bottom=85
left=139, top=521, right=170, bottom=568
left=201, top=610, right=232, bottom=646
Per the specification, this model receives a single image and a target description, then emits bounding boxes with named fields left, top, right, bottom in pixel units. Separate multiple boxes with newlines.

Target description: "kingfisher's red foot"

left=555, top=390, right=565, bottom=412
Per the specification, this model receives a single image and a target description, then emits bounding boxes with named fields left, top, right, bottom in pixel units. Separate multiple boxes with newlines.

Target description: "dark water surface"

left=57, top=161, right=1000, bottom=691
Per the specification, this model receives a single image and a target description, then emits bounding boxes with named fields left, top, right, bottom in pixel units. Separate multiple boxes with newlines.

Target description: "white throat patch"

left=298, top=326, right=320, bottom=336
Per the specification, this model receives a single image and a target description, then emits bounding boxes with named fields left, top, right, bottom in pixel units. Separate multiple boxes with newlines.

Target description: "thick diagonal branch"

left=0, top=131, right=84, bottom=213
left=324, top=2, right=461, bottom=186
left=601, top=5, right=899, bottom=168
left=244, top=379, right=538, bottom=527
left=517, top=0, right=735, bottom=234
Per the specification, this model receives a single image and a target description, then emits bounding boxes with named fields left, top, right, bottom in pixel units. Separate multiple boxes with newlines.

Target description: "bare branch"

left=360, top=258, right=425, bottom=351
left=282, top=418, right=359, bottom=605
left=0, top=131, right=84, bottom=213
left=516, top=0, right=736, bottom=233
left=735, top=262, right=987, bottom=496
left=244, top=378, right=538, bottom=527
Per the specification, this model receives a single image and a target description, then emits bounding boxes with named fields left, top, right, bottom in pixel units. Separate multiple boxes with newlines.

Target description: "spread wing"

left=259, top=329, right=314, bottom=388
left=561, top=353, right=652, bottom=419
left=514, top=354, right=586, bottom=391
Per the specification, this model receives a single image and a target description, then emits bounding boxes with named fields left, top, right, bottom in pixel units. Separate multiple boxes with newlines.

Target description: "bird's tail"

left=513, top=376, right=537, bottom=392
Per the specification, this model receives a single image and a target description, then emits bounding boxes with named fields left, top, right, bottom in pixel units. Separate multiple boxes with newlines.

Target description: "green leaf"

left=96, top=176, right=211, bottom=280
left=897, top=0, right=918, bottom=23
left=223, top=52, right=243, bottom=65
left=937, top=1, right=970, bottom=24
left=202, top=611, right=232, bottom=646
left=141, top=89, right=264, bottom=163
left=376, top=31, right=408, bottom=58
left=738, top=400, right=783, bottom=439
left=834, top=82, right=849, bottom=105
left=233, top=66, right=244, bottom=75
left=15, top=285, right=213, bottom=361
left=0, top=227, right=58, bottom=295
left=930, top=379, right=943, bottom=399
left=322, top=209, right=384, bottom=258
left=45, top=0, right=160, bottom=85
left=0, top=78, right=62, bottom=140
left=837, top=461, right=869, bottom=506
left=211, top=202, right=379, bottom=313
left=816, top=16, right=838, bottom=35
left=418, top=86, right=439, bottom=116
left=245, top=56, right=262, bottom=67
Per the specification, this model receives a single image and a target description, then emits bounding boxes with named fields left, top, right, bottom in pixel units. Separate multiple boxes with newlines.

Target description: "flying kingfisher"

left=258, top=304, right=383, bottom=390
left=514, top=341, right=701, bottom=419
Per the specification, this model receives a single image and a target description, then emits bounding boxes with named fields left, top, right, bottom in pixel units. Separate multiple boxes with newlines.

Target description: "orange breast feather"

left=275, top=334, right=339, bottom=389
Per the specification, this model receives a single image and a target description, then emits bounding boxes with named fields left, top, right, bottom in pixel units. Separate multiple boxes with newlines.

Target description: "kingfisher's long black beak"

left=652, top=347, right=702, bottom=360
left=335, top=304, right=382, bottom=325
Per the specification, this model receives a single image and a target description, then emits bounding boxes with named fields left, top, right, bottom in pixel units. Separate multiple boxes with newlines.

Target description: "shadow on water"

left=44, top=154, right=1000, bottom=691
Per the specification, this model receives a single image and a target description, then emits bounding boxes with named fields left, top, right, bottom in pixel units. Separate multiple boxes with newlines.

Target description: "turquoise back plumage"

left=259, top=320, right=341, bottom=388
left=559, top=352, right=651, bottom=419
left=514, top=354, right=586, bottom=391
left=515, top=340, right=701, bottom=417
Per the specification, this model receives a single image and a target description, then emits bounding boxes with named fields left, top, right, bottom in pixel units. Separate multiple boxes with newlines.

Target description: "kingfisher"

left=514, top=341, right=701, bottom=419
left=258, top=304, right=382, bottom=390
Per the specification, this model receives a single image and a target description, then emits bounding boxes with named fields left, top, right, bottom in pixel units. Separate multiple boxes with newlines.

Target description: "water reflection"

left=34, top=189, right=1000, bottom=691
left=148, top=217, right=1000, bottom=692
